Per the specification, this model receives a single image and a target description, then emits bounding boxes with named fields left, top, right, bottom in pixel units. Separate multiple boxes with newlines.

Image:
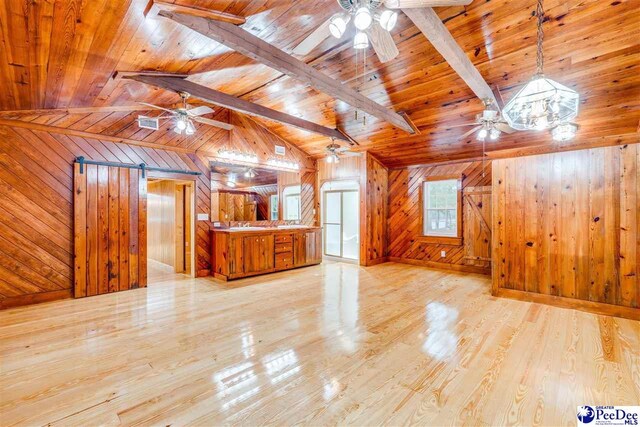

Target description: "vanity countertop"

left=211, top=226, right=321, bottom=235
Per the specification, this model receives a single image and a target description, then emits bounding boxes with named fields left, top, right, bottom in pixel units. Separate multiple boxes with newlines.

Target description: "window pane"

left=423, top=178, right=459, bottom=237
left=342, top=191, right=359, bottom=260
left=325, top=224, right=341, bottom=257
left=324, top=192, right=341, bottom=223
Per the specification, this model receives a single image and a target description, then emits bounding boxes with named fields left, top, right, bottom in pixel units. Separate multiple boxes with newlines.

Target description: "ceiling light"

left=326, top=153, right=340, bottom=164
left=354, top=7, right=372, bottom=31
left=353, top=32, right=369, bottom=50
left=379, top=10, right=398, bottom=31
left=218, top=149, right=258, bottom=164
left=176, top=115, right=188, bottom=130
left=489, top=128, right=500, bottom=140
left=329, top=14, right=349, bottom=38
left=244, top=168, right=256, bottom=178
left=185, top=120, right=195, bottom=135
left=502, top=0, right=579, bottom=131
left=267, top=159, right=299, bottom=171
left=477, top=128, right=488, bottom=141
left=552, top=122, right=578, bottom=141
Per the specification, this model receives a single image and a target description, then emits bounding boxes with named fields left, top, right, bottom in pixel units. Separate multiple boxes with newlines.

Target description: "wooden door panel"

left=74, top=163, right=147, bottom=298
left=463, top=186, right=491, bottom=269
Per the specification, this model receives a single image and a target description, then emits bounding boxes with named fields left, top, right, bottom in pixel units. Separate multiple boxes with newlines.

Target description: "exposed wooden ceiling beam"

left=124, top=74, right=352, bottom=143
left=144, top=0, right=245, bottom=25
left=155, top=9, right=417, bottom=135
left=403, top=7, right=498, bottom=106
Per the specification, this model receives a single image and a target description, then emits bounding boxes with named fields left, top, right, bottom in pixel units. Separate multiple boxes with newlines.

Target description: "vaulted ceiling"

left=0, top=0, right=637, bottom=167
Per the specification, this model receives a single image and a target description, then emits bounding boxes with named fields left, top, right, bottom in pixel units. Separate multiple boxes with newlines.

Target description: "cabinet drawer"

left=275, top=243, right=293, bottom=254
left=275, top=252, right=293, bottom=269
left=275, top=234, right=293, bottom=244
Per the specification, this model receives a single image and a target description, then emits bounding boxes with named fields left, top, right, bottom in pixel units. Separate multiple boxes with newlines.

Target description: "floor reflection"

left=322, top=264, right=361, bottom=354
left=422, top=302, right=459, bottom=360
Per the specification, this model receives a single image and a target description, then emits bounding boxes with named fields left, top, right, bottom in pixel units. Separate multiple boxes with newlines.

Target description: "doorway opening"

left=147, top=178, right=195, bottom=282
left=321, top=181, right=359, bottom=263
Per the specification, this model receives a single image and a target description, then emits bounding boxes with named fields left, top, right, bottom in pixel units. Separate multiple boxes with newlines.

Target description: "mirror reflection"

left=210, top=161, right=302, bottom=222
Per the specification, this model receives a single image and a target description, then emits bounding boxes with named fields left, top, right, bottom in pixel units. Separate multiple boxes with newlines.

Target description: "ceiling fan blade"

left=367, top=25, right=399, bottom=63
left=191, top=116, right=234, bottom=131
left=495, top=122, right=516, bottom=134
left=292, top=17, right=333, bottom=56
left=459, top=125, right=482, bottom=140
left=186, top=105, right=215, bottom=117
left=384, top=0, right=472, bottom=8
left=137, top=102, right=176, bottom=114
left=448, top=122, right=479, bottom=128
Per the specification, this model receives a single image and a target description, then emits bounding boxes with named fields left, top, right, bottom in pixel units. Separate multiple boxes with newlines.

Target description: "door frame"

left=147, top=171, right=197, bottom=278
left=321, top=188, right=359, bottom=261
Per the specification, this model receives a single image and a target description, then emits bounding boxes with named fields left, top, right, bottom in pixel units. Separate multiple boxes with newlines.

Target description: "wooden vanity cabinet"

left=211, top=228, right=322, bottom=281
left=243, top=235, right=275, bottom=274
left=294, top=229, right=322, bottom=267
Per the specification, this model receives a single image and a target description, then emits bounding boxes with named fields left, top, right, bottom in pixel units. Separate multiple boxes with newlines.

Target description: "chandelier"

left=328, top=1, right=398, bottom=50
left=502, top=0, right=579, bottom=132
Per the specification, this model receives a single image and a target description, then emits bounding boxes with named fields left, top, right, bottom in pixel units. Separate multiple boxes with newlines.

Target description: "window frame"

left=419, top=174, right=463, bottom=246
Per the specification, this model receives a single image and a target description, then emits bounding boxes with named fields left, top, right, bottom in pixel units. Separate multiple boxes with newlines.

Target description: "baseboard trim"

left=387, top=257, right=491, bottom=275
left=0, top=289, right=73, bottom=310
left=362, top=257, right=389, bottom=267
left=494, top=288, right=640, bottom=321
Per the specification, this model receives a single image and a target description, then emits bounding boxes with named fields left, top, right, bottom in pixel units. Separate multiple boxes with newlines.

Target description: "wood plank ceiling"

left=0, top=0, right=637, bottom=168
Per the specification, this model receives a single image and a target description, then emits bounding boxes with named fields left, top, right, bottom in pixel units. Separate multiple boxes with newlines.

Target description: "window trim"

left=418, top=174, right=463, bottom=246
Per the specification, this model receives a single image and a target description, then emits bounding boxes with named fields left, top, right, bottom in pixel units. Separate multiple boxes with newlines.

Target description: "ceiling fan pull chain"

left=536, top=0, right=544, bottom=75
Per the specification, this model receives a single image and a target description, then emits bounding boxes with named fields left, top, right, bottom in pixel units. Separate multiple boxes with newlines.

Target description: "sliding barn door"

left=74, top=163, right=147, bottom=298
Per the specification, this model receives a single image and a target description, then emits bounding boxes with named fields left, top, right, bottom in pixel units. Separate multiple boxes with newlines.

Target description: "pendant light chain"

left=536, top=0, right=544, bottom=76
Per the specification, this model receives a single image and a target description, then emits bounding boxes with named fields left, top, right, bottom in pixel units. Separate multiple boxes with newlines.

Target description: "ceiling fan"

left=325, top=142, right=362, bottom=163
left=137, top=92, right=233, bottom=134
left=456, top=99, right=515, bottom=142
left=293, top=0, right=471, bottom=63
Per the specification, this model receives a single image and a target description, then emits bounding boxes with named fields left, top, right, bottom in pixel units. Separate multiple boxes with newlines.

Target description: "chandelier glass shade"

left=502, top=75, right=579, bottom=131
left=501, top=0, right=579, bottom=133
left=353, top=31, right=369, bottom=49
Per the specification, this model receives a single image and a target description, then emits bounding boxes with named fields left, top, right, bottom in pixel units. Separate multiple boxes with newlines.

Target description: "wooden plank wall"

left=362, top=153, right=388, bottom=266
left=387, top=160, right=492, bottom=274
left=300, top=170, right=316, bottom=226
left=148, top=180, right=177, bottom=268
left=317, top=153, right=388, bottom=266
left=0, top=124, right=211, bottom=309
left=492, top=145, right=639, bottom=318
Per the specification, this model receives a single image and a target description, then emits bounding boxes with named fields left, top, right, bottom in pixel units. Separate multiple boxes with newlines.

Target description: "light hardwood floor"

left=0, top=262, right=638, bottom=426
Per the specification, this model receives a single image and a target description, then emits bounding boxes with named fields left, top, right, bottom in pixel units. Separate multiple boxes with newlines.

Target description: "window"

left=422, top=178, right=461, bottom=242
left=282, top=185, right=301, bottom=221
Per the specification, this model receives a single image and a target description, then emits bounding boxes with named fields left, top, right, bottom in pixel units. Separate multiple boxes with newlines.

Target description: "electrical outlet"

left=441, top=250, right=446, bottom=258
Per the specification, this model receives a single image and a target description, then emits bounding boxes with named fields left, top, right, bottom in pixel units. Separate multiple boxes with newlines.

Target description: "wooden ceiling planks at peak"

left=0, top=0, right=637, bottom=167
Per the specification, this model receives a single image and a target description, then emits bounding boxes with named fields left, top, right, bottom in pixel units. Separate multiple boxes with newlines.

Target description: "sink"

left=277, top=225, right=308, bottom=229
left=228, top=227, right=267, bottom=231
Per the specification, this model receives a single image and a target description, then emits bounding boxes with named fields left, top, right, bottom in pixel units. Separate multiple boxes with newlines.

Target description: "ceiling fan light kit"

left=354, top=31, right=370, bottom=49
left=354, top=6, right=373, bottom=30
left=329, top=13, right=350, bottom=38
left=378, top=9, right=398, bottom=31
left=552, top=122, right=578, bottom=141
left=502, top=0, right=579, bottom=137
